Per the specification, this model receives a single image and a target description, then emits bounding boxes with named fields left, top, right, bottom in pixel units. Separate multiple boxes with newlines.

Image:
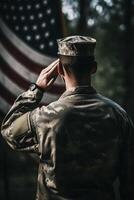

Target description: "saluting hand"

left=36, top=59, right=59, bottom=91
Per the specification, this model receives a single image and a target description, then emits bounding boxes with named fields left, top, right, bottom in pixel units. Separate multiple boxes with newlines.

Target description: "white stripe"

left=0, top=19, right=55, bottom=65
left=0, top=42, right=38, bottom=82
left=0, top=42, right=64, bottom=88
left=0, top=96, right=11, bottom=113
left=0, top=69, right=24, bottom=96
left=0, top=68, right=59, bottom=106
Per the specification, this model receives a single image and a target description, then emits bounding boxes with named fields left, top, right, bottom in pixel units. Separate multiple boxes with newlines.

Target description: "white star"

left=50, top=18, right=55, bottom=24
left=30, top=15, right=34, bottom=20
left=21, top=16, right=25, bottom=21
left=19, top=6, right=23, bottom=11
left=41, top=23, right=46, bottom=28
left=26, top=35, right=31, bottom=41
left=44, top=32, right=50, bottom=38
left=40, top=44, right=45, bottom=49
left=38, top=13, right=43, bottom=18
left=43, top=0, right=47, bottom=5
left=35, top=4, right=40, bottom=9
left=35, top=35, right=41, bottom=40
left=27, top=5, right=32, bottom=10
left=32, top=25, right=38, bottom=30
left=24, top=26, right=28, bottom=31
left=46, top=9, right=51, bottom=15
left=49, top=41, right=54, bottom=47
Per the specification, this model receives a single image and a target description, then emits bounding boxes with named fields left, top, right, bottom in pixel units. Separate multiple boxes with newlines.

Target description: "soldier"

left=1, top=35, right=134, bottom=200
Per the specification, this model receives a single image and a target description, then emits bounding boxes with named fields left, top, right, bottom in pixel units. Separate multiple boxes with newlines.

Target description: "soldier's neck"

left=65, top=76, right=91, bottom=91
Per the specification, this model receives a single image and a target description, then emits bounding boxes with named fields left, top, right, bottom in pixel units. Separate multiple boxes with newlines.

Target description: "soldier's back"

left=36, top=86, right=130, bottom=200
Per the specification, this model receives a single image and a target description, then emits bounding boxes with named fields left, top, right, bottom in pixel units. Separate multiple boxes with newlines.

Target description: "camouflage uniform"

left=1, top=86, right=134, bottom=200
left=1, top=36, right=134, bottom=200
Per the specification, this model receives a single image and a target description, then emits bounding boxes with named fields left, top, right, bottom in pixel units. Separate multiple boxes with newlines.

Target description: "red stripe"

left=0, top=29, right=65, bottom=94
left=0, top=29, right=43, bottom=74
left=0, top=63, right=30, bottom=90
left=0, top=61, right=65, bottom=95
left=0, top=82, right=16, bottom=105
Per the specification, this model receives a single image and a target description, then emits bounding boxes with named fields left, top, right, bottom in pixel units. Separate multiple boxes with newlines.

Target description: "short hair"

left=59, top=55, right=95, bottom=76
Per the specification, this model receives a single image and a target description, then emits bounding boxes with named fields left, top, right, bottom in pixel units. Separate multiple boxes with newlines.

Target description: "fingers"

left=42, top=59, right=59, bottom=74
left=41, top=59, right=59, bottom=80
left=47, top=63, right=58, bottom=76
left=46, top=75, right=57, bottom=87
left=36, top=59, right=59, bottom=90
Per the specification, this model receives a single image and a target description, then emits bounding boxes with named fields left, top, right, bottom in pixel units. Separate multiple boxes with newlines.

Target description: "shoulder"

left=96, top=93, right=132, bottom=125
left=47, top=98, right=73, bottom=115
left=96, top=93, right=125, bottom=112
left=48, top=93, right=127, bottom=118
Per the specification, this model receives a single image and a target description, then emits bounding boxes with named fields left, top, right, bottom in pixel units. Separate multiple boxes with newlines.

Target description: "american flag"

left=0, top=0, right=64, bottom=119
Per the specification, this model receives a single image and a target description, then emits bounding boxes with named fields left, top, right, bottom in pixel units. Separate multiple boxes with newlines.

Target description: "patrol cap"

left=57, top=35, right=96, bottom=57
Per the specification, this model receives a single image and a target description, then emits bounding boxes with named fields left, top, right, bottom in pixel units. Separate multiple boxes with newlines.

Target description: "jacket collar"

left=59, top=85, right=96, bottom=99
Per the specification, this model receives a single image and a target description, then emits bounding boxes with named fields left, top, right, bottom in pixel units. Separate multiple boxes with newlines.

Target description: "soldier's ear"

left=91, top=61, right=97, bottom=74
left=58, top=60, right=64, bottom=76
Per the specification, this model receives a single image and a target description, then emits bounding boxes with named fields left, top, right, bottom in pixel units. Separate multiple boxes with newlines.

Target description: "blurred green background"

left=62, top=0, right=134, bottom=119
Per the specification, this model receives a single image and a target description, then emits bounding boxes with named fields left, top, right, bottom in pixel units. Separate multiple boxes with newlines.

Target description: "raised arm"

left=1, top=59, right=59, bottom=153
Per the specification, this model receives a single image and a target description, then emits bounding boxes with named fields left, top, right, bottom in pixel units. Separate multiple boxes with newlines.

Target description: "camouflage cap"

left=57, top=35, right=96, bottom=57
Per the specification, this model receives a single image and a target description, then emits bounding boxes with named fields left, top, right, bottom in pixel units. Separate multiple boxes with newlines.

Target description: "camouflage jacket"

left=1, top=86, right=134, bottom=200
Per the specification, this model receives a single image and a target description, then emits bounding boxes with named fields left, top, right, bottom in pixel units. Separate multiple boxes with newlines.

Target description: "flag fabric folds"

left=0, top=0, right=64, bottom=119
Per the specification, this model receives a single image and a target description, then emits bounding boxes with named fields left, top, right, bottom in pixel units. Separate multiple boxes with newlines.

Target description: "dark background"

left=0, top=0, right=134, bottom=199
left=62, top=0, right=134, bottom=120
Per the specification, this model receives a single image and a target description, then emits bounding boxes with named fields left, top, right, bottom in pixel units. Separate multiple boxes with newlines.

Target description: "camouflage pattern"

left=1, top=86, right=134, bottom=200
left=57, top=36, right=96, bottom=56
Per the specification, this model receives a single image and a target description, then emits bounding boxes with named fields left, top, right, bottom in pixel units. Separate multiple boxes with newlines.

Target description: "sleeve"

left=1, top=88, right=43, bottom=153
left=119, top=114, right=134, bottom=200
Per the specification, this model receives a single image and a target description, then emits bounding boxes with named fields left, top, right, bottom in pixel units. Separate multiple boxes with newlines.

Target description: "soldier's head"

left=57, top=35, right=97, bottom=81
